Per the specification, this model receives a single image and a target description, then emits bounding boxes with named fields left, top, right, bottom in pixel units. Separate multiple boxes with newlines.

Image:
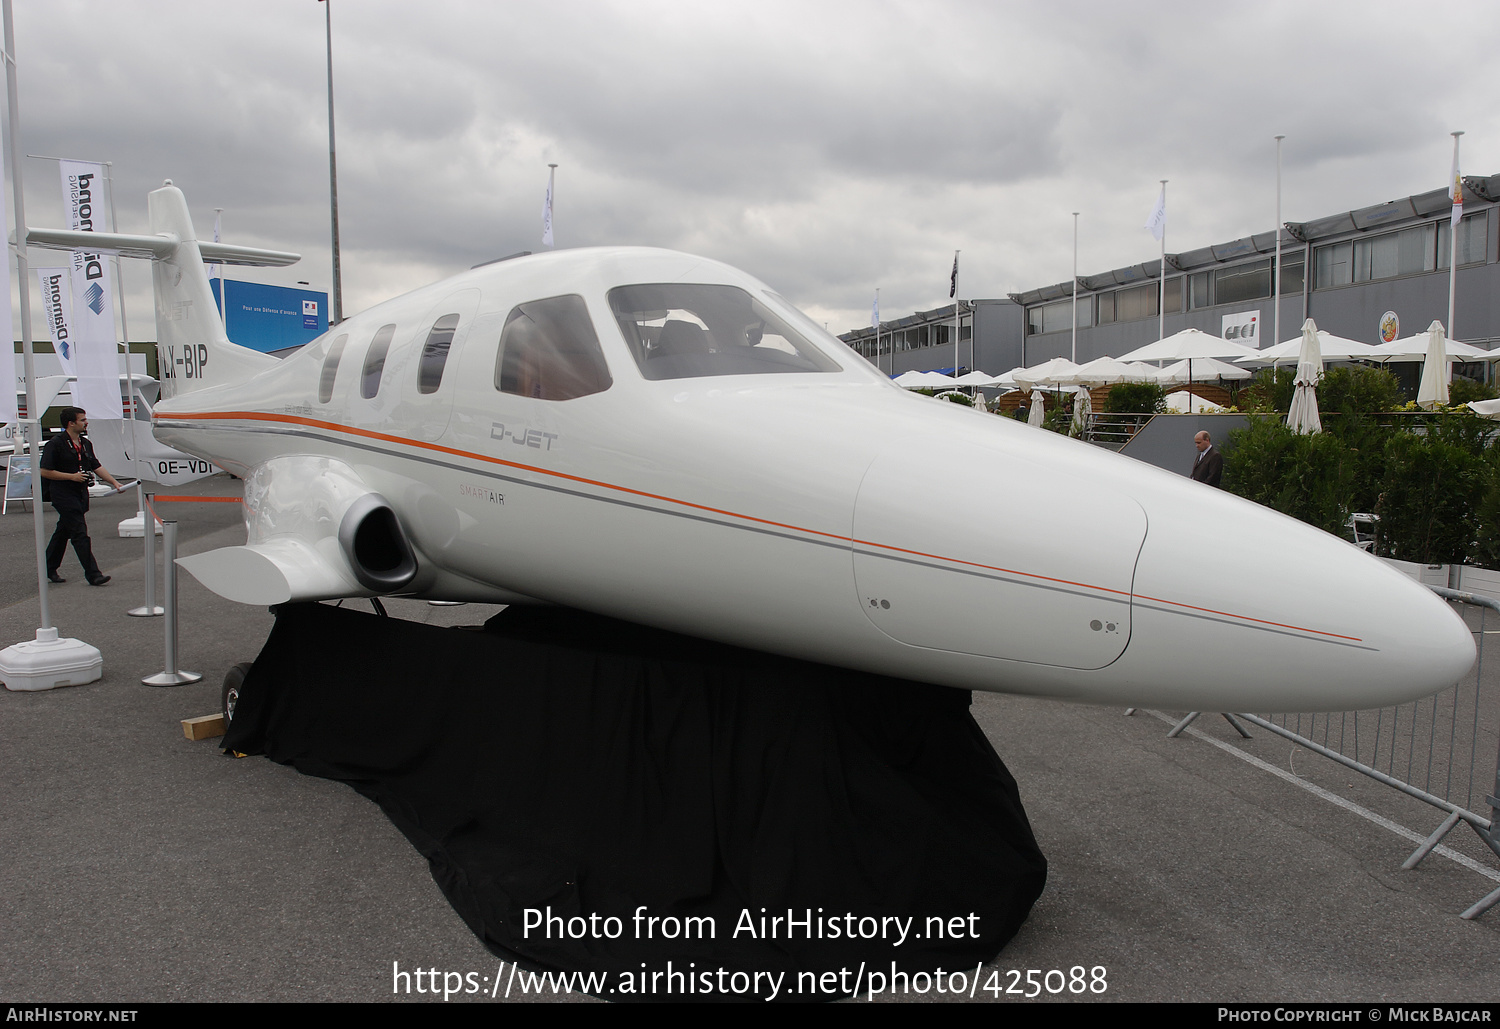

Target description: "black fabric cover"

left=224, top=602, right=1046, bottom=1001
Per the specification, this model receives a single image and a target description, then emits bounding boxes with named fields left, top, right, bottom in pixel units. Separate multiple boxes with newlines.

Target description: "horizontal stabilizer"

left=25, top=228, right=299, bottom=267
left=177, top=539, right=363, bottom=606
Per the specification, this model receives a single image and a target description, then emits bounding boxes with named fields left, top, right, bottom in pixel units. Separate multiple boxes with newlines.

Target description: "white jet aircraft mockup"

left=27, top=183, right=1476, bottom=712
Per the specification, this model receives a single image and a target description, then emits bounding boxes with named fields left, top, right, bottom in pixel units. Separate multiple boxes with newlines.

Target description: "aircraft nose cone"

left=1128, top=486, right=1475, bottom=712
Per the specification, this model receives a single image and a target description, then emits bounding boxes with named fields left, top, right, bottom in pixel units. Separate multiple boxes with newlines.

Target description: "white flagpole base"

left=142, top=669, right=202, bottom=687
left=118, top=511, right=163, bottom=538
left=0, top=627, right=104, bottom=691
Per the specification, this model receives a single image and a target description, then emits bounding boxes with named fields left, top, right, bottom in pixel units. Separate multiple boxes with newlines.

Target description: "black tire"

left=222, top=662, right=253, bottom=726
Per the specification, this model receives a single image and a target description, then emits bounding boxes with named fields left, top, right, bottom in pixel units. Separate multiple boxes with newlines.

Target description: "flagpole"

left=3, top=0, right=50, bottom=628
left=1071, top=211, right=1079, bottom=364
left=1274, top=135, right=1284, bottom=351
left=544, top=163, right=557, bottom=248
left=952, top=250, right=960, bottom=375
left=213, top=207, right=226, bottom=330
left=322, top=0, right=343, bottom=326
left=1448, top=130, right=1463, bottom=340
left=106, top=162, right=144, bottom=490
left=1158, top=180, right=1167, bottom=342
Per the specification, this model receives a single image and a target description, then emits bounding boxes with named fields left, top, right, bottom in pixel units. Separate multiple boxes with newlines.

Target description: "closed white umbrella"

left=1416, top=320, right=1450, bottom=410
left=1070, top=387, right=1093, bottom=435
left=1286, top=317, right=1323, bottom=434
left=1027, top=389, right=1046, bottom=426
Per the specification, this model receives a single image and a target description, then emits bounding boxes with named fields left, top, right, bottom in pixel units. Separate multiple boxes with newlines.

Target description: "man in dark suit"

left=1190, top=430, right=1223, bottom=487
left=39, top=407, right=124, bottom=585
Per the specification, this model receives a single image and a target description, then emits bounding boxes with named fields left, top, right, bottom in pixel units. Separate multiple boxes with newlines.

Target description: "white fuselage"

left=154, top=247, right=1475, bottom=712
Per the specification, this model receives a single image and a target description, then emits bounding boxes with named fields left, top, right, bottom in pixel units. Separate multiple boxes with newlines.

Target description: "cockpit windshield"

left=608, top=283, right=842, bottom=380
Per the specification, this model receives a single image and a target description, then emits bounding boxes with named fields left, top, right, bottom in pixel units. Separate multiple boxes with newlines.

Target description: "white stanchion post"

left=142, top=520, right=200, bottom=686
left=127, top=489, right=163, bottom=618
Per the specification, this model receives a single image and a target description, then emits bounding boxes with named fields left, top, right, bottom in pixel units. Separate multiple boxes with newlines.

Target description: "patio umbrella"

left=1164, top=391, right=1224, bottom=413
left=1236, top=331, right=1380, bottom=366
left=1157, top=357, right=1252, bottom=382
left=1115, top=327, right=1260, bottom=393
left=1286, top=317, right=1323, bottom=434
left=892, top=370, right=930, bottom=388
left=951, top=370, right=997, bottom=387
left=1114, top=327, right=1261, bottom=365
left=1027, top=389, right=1046, bottom=427
left=1012, top=357, right=1082, bottom=390
left=1416, top=320, right=1450, bottom=410
left=1059, top=356, right=1142, bottom=386
left=1124, top=362, right=1171, bottom=382
left=1369, top=329, right=1500, bottom=364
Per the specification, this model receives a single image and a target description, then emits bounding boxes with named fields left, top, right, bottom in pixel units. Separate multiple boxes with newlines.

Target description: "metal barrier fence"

left=1084, top=412, right=1149, bottom=451
left=1238, top=586, right=1500, bottom=919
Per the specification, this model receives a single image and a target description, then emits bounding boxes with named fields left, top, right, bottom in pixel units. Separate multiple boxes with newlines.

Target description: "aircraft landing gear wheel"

left=222, top=662, right=253, bottom=726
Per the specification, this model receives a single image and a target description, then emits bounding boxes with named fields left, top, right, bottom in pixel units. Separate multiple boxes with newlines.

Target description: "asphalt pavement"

left=0, top=477, right=1497, bottom=1003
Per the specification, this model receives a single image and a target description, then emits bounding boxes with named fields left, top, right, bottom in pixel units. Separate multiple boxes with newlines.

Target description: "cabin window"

left=608, top=283, right=841, bottom=380
left=360, top=324, right=396, bottom=399
left=417, top=313, right=461, bottom=394
left=318, top=333, right=348, bottom=404
left=495, top=294, right=612, bottom=401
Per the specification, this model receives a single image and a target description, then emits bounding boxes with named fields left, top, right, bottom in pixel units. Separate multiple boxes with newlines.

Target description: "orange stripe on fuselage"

left=156, top=409, right=1364, bottom=644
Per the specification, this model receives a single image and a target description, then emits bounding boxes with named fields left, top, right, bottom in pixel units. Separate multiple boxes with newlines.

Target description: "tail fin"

left=25, top=180, right=301, bottom=401
left=147, top=183, right=282, bottom=400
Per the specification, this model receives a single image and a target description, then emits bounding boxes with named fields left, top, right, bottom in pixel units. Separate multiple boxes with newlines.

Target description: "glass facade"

left=1315, top=212, right=1487, bottom=289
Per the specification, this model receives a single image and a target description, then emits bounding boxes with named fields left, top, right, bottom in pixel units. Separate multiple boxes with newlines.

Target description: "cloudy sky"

left=8, top=0, right=1497, bottom=340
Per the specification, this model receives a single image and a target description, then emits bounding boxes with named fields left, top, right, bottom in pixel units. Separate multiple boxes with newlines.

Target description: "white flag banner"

left=871, top=293, right=879, bottom=330
left=542, top=168, right=555, bottom=247
left=1144, top=185, right=1166, bottom=241
left=34, top=267, right=74, bottom=374
left=1449, top=151, right=1464, bottom=228
left=0, top=175, right=15, bottom=427
left=58, top=159, right=121, bottom=419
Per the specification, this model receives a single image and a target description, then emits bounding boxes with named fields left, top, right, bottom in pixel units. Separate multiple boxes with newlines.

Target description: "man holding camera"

left=39, top=407, right=124, bottom=586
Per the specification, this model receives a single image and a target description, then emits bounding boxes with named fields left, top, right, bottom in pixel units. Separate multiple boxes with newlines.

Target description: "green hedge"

left=1224, top=411, right=1499, bottom=564
left=1104, top=381, right=1165, bottom=414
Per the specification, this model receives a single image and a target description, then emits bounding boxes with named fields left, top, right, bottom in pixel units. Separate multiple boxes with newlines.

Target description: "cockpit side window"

left=360, top=324, right=397, bottom=400
left=495, top=295, right=611, bottom=401
left=318, top=333, right=348, bottom=404
left=608, top=283, right=842, bottom=380
left=417, top=314, right=461, bottom=395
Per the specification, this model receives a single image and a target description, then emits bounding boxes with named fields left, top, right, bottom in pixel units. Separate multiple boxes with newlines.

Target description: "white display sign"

left=1221, top=309, right=1261, bottom=347
left=58, top=159, right=122, bottom=418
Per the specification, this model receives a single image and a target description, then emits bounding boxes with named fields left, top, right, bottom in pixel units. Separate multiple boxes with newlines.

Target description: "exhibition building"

left=841, top=173, right=1500, bottom=378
